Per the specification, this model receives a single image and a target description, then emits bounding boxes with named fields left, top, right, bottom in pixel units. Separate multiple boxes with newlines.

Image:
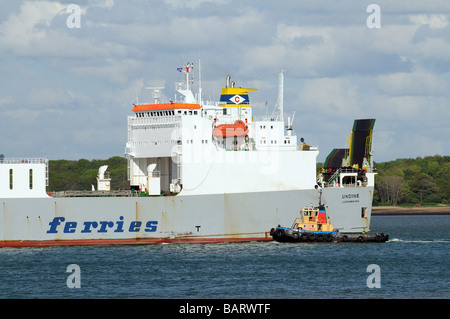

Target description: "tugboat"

left=270, top=190, right=388, bottom=243
left=270, top=204, right=340, bottom=243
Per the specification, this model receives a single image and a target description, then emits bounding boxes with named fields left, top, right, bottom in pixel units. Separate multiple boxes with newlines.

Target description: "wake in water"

left=389, top=238, right=449, bottom=243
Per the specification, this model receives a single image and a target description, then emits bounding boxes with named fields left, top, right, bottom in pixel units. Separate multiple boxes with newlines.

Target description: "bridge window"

left=29, top=169, right=33, bottom=189
left=9, top=169, right=13, bottom=190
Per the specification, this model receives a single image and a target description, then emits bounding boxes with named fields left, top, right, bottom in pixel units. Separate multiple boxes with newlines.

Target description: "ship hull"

left=0, top=187, right=373, bottom=248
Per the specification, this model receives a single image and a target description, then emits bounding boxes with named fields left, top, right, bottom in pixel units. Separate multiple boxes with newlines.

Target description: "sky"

left=0, top=0, right=449, bottom=163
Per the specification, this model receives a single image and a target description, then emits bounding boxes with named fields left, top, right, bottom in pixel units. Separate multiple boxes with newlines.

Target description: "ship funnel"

left=219, top=75, right=257, bottom=108
left=98, top=165, right=108, bottom=180
left=226, top=75, right=231, bottom=88
left=97, top=165, right=111, bottom=191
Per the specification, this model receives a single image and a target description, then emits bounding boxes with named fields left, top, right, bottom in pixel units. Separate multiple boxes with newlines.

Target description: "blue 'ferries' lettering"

left=46, top=216, right=158, bottom=234
left=47, top=217, right=65, bottom=234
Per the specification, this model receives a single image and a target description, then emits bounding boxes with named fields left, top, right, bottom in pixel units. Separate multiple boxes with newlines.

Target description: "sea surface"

left=0, top=214, right=448, bottom=299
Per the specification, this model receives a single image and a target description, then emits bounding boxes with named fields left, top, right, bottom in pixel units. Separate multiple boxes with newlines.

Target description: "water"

left=0, top=215, right=448, bottom=299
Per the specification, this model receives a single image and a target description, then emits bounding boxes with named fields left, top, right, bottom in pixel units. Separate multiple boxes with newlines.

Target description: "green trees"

left=48, top=156, right=128, bottom=191
left=374, top=155, right=449, bottom=206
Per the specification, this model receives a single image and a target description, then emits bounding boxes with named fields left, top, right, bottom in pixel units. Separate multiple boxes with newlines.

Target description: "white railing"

left=128, top=115, right=181, bottom=126
left=0, top=158, right=49, bottom=186
left=0, top=158, right=48, bottom=164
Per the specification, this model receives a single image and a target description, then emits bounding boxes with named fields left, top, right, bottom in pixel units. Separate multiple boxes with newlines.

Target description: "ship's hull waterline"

left=0, top=187, right=373, bottom=248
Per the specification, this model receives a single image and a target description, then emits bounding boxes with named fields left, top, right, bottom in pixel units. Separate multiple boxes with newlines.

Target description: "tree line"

left=47, top=155, right=449, bottom=206
left=48, top=156, right=129, bottom=191
left=373, top=155, right=449, bottom=206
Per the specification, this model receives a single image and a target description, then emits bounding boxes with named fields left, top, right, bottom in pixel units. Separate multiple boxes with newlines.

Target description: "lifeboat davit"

left=214, top=120, right=248, bottom=137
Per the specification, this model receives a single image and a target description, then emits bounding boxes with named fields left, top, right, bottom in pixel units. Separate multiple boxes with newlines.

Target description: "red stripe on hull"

left=0, top=237, right=273, bottom=248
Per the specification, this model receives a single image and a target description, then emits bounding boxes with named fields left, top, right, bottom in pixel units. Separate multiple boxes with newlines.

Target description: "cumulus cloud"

left=165, top=0, right=228, bottom=10
left=0, top=1, right=66, bottom=55
left=409, top=14, right=448, bottom=29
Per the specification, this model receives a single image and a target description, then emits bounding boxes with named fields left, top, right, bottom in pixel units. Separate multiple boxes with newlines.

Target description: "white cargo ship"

left=0, top=63, right=377, bottom=247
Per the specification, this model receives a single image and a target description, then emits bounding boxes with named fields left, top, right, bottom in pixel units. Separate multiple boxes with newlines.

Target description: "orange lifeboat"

left=214, top=120, right=248, bottom=137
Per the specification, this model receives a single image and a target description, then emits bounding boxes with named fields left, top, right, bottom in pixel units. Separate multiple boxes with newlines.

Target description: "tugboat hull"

left=270, top=227, right=388, bottom=243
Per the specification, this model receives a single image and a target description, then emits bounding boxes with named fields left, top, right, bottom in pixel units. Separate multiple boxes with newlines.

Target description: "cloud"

left=94, top=0, right=115, bottom=9
left=375, top=69, right=448, bottom=96
left=0, top=1, right=66, bottom=55
left=165, top=0, right=228, bottom=10
left=409, top=14, right=448, bottom=29
left=0, top=94, right=14, bottom=106
left=0, top=1, right=129, bottom=58
left=298, top=77, right=360, bottom=116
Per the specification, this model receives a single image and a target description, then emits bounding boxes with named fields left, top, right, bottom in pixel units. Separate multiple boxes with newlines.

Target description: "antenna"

left=278, top=69, right=284, bottom=122
left=145, top=87, right=165, bottom=104
left=185, top=62, right=193, bottom=91
left=287, top=110, right=295, bottom=136
left=198, top=58, right=202, bottom=104
left=175, top=62, right=196, bottom=103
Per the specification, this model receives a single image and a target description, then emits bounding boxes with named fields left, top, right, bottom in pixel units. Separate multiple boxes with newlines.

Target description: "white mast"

left=176, top=62, right=196, bottom=103
left=278, top=69, right=284, bottom=122
left=198, top=58, right=202, bottom=104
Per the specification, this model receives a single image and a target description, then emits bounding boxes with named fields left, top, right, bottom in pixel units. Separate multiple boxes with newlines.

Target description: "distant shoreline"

left=372, top=206, right=450, bottom=215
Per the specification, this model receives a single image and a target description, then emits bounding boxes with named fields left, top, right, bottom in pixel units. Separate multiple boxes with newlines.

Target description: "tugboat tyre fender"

left=342, top=235, right=349, bottom=242
left=308, top=234, right=316, bottom=241
left=325, top=234, right=332, bottom=242
left=356, top=236, right=364, bottom=242
left=317, top=234, right=324, bottom=242
left=292, top=232, right=299, bottom=240
left=276, top=229, right=285, bottom=237
left=300, top=233, right=309, bottom=241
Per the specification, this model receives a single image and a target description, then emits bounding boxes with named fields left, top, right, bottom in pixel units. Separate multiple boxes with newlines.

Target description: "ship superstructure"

left=0, top=63, right=377, bottom=247
left=125, top=65, right=308, bottom=197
